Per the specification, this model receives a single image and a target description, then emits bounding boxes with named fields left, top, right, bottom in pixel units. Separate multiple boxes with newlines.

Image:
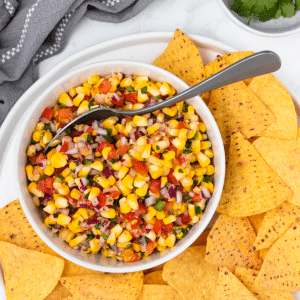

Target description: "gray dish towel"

left=0, top=0, right=154, bottom=124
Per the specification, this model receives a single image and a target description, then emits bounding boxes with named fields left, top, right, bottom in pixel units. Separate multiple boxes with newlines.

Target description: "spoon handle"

left=124, top=50, right=281, bottom=116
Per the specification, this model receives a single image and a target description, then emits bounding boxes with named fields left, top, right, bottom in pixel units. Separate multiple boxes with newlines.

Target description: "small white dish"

left=14, top=60, right=225, bottom=273
left=219, top=0, right=300, bottom=37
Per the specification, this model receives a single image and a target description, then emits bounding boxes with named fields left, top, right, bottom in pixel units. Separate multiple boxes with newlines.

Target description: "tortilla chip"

left=257, top=222, right=300, bottom=291
left=212, top=267, right=257, bottom=300
left=253, top=202, right=300, bottom=251
left=144, top=263, right=165, bottom=275
left=191, top=228, right=210, bottom=246
left=208, top=60, right=275, bottom=144
left=248, top=74, right=297, bottom=139
left=45, top=282, right=72, bottom=300
left=137, top=285, right=182, bottom=300
left=153, top=29, right=204, bottom=87
left=248, top=213, right=266, bottom=234
left=205, top=214, right=262, bottom=272
left=253, top=136, right=300, bottom=207
left=0, top=241, right=64, bottom=300
left=222, top=51, right=255, bottom=85
left=60, top=272, right=144, bottom=300
left=259, top=248, right=269, bottom=260
left=162, top=246, right=218, bottom=300
left=297, top=126, right=300, bottom=138
left=217, top=131, right=292, bottom=216
left=0, top=200, right=101, bottom=277
left=144, top=271, right=167, bottom=285
left=235, top=267, right=293, bottom=300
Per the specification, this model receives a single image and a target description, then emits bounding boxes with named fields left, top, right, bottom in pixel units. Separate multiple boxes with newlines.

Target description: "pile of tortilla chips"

left=0, top=29, right=299, bottom=299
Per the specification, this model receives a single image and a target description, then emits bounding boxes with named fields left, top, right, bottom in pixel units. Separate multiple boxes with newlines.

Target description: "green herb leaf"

left=88, top=98, right=94, bottom=109
left=86, top=134, right=92, bottom=144
left=156, top=145, right=160, bottom=150
left=193, top=179, right=199, bottom=186
left=173, top=227, right=187, bottom=239
left=154, top=200, right=166, bottom=212
left=95, top=223, right=101, bottom=230
left=44, top=124, right=52, bottom=132
left=183, top=148, right=192, bottom=154
left=126, top=86, right=135, bottom=92
left=54, top=211, right=61, bottom=218
left=141, top=86, right=147, bottom=94
left=86, top=233, right=95, bottom=241
left=280, top=0, right=295, bottom=17
left=39, top=175, right=46, bottom=181
left=65, top=128, right=71, bottom=135
left=83, top=159, right=92, bottom=165
left=190, top=132, right=198, bottom=140
left=203, top=175, right=213, bottom=183
left=60, top=104, right=67, bottom=109
left=109, top=158, right=120, bottom=163
left=155, top=95, right=161, bottom=100
left=54, top=174, right=63, bottom=183
left=183, top=195, right=191, bottom=203
left=195, top=206, right=201, bottom=214
left=103, top=128, right=113, bottom=143
left=101, top=233, right=108, bottom=241
left=78, top=220, right=82, bottom=226
left=70, top=169, right=75, bottom=173
left=84, top=192, right=90, bottom=199
left=296, top=0, right=300, bottom=10
left=178, top=168, right=184, bottom=174
left=126, top=244, right=132, bottom=249
left=184, top=102, right=189, bottom=112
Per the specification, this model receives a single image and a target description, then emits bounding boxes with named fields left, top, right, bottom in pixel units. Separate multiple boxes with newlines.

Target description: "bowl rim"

left=218, top=0, right=300, bottom=37
left=14, top=59, right=225, bottom=273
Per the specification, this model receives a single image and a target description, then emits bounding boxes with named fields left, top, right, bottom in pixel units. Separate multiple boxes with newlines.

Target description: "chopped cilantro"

left=126, top=86, right=135, bottom=92
left=109, top=158, right=120, bottom=163
left=175, top=186, right=180, bottom=191
left=203, top=175, right=213, bottom=183
left=178, top=168, right=184, bottom=173
left=157, top=195, right=164, bottom=202
left=167, top=211, right=172, bottom=215
left=103, top=128, right=113, bottom=143
left=184, top=102, right=189, bottom=112
left=70, top=169, right=75, bottom=173
left=44, top=124, right=52, bottom=132
left=145, top=237, right=150, bottom=243
left=187, top=224, right=193, bottom=230
left=190, top=132, right=199, bottom=140
left=84, top=192, right=90, bottom=199
left=155, top=95, right=161, bottom=100
left=117, top=84, right=124, bottom=92
left=39, top=175, right=46, bottom=181
left=183, top=148, right=192, bottom=154
left=54, top=174, right=63, bottom=182
left=129, top=154, right=134, bottom=159
left=60, top=104, right=67, bottom=109
left=156, top=145, right=160, bottom=150
left=126, top=244, right=132, bottom=249
left=49, top=223, right=55, bottom=228
left=54, top=211, right=61, bottom=218
left=86, top=134, right=92, bottom=144
left=95, top=223, right=101, bottom=230
left=141, top=252, right=145, bottom=258
left=183, top=195, right=191, bottom=203
left=186, top=140, right=192, bottom=148
left=162, top=150, right=168, bottom=154
left=193, top=179, right=199, bottom=186
left=173, top=227, right=187, bottom=239
left=141, top=86, right=147, bottom=94
left=144, top=190, right=150, bottom=198
left=83, top=159, right=92, bottom=165
left=205, top=199, right=210, bottom=205
left=64, top=128, right=71, bottom=135
left=146, top=135, right=151, bottom=138
left=110, top=218, right=117, bottom=223
left=88, top=98, right=94, bottom=109
left=78, top=220, right=82, bottom=226
left=101, top=233, right=108, bottom=241
left=195, top=206, right=201, bottom=214
left=154, top=200, right=165, bottom=212
left=86, top=233, right=95, bottom=241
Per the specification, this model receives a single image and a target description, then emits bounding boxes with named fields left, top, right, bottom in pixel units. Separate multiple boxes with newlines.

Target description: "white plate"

left=0, top=32, right=299, bottom=299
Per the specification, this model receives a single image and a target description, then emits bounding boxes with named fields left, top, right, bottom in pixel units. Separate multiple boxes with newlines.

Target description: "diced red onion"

left=95, top=93, right=106, bottom=104
left=138, top=127, right=147, bottom=135
left=129, top=130, right=136, bottom=141
left=129, top=138, right=134, bottom=145
left=65, top=147, right=78, bottom=155
left=147, top=138, right=154, bottom=144
left=138, top=236, right=147, bottom=246
left=59, top=208, right=70, bottom=216
left=80, top=222, right=89, bottom=229
left=200, top=186, right=211, bottom=199
left=111, top=92, right=120, bottom=102
left=96, top=128, right=107, bottom=136
left=95, top=135, right=106, bottom=144
left=175, top=217, right=183, bottom=226
left=79, top=203, right=88, bottom=208
left=88, top=220, right=98, bottom=226
left=56, top=145, right=62, bottom=152
left=77, top=141, right=86, bottom=149
left=120, top=136, right=127, bottom=146
left=40, top=117, right=50, bottom=124
left=183, top=210, right=189, bottom=217
left=37, top=159, right=47, bottom=169
left=121, top=118, right=127, bottom=125
left=85, top=154, right=94, bottom=160
left=176, top=191, right=183, bottom=204
left=160, top=187, right=168, bottom=198
left=100, top=220, right=111, bottom=232
left=144, top=224, right=153, bottom=234
left=145, top=196, right=156, bottom=207
left=168, top=186, right=176, bottom=198
left=148, top=118, right=154, bottom=126
left=189, top=192, right=195, bottom=197
left=50, top=122, right=56, bottom=133
left=92, top=121, right=99, bottom=130
left=103, top=166, right=111, bottom=179
left=110, top=243, right=118, bottom=252
left=91, top=143, right=98, bottom=149
left=129, top=168, right=136, bottom=178
left=89, top=169, right=101, bottom=176
left=92, top=197, right=99, bottom=206
left=80, top=177, right=88, bottom=186
left=35, top=143, right=42, bottom=151
left=54, top=224, right=62, bottom=230
left=75, top=164, right=83, bottom=175
left=83, top=125, right=90, bottom=133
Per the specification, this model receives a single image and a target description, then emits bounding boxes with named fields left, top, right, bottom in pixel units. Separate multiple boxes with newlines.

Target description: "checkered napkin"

left=0, top=0, right=153, bottom=124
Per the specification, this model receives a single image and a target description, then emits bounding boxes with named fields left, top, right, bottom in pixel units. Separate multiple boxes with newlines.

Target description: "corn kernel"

left=202, top=181, right=214, bottom=193
left=69, top=235, right=86, bottom=248
left=35, top=122, right=45, bottom=131
left=204, top=148, right=214, bottom=158
left=135, top=183, right=149, bottom=197
left=149, top=165, right=163, bottom=179
left=50, top=152, right=68, bottom=168
left=32, top=130, right=44, bottom=142
left=165, top=234, right=176, bottom=247
left=148, top=206, right=157, bottom=219
left=198, top=122, right=206, bottom=132
left=160, top=82, right=171, bottom=96
left=77, top=100, right=89, bottom=115
left=102, top=116, right=118, bottom=128
left=163, top=151, right=175, bottom=160
left=101, top=208, right=116, bottom=219
left=28, top=182, right=44, bottom=197
left=206, top=165, right=215, bottom=175
left=26, top=145, right=36, bottom=157
left=61, top=168, right=71, bottom=178
left=57, top=214, right=71, bottom=227
left=163, top=215, right=176, bottom=225
left=76, top=86, right=91, bottom=96
left=119, top=197, right=131, bottom=214
left=55, top=196, right=68, bottom=208
left=157, top=245, right=166, bottom=252
left=133, top=243, right=141, bottom=252
left=201, top=141, right=212, bottom=150
left=107, top=232, right=116, bottom=244
left=110, top=224, right=123, bottom=238
left=197, top=152, right=211, bottom=168
left=172, top=138, right=186, bottom=151
left=156, top=210, right=166, bottom=220
left=149, top=155, right=164, bottom=167
left=118, top=230, right=132, bottom=243
left=173, top=166, right=187, bottom=181
left=70, top=188, right=81, bottom=200
left=127, top=194, right=138, bottom=210
left=137, top=89, right=149, bottom=103
left=120, top=77, right=133, bottom=87
left=161, top=176, right=168, bottom=188
left=59, top=92, right=73, bottom=107
left=147, top=82, right=160, bottom=96
left=133, top=115, right=148, bottom=127
left=88, top=75, right=101, bottom=85
left=59, top=228, right=75, bottom=243
left=118, top=166, right=129, bottom=179
left=163, top=106, right=177, bottom=117
left=95, top=176, right=111, bottom=189
left=147, top=123, right=160, bottom=134
left=121, top=174, right=134, bottom=190
left=180, top=176, right=194, bottom=188
left=44, top=217, right=56, bottom=228
left=141, top=144, right=152, bottom=159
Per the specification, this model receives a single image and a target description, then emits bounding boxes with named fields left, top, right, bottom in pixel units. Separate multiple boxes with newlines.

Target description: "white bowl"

left=219, top=0, right=300, bottom=37
left=14, top=60, right=225, bottom=273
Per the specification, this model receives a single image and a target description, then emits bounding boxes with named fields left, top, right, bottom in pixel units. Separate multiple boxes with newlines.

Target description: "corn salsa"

left=26, top=73, right=215, bottom=262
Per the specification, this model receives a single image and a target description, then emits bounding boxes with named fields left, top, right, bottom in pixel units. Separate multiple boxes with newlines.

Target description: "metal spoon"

left=45, top=50, right=281, bottom=153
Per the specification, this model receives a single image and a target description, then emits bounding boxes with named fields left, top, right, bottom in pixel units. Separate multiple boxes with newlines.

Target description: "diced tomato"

left=192, top=193, right=201, bottom=202
left=178, top=122, right=187, bottom=129
left=79, top=145, right=92, bottom=156
left=28, top=153, right=46, bottom=165
left=96, top=141, right=113, bottom=154
left=130, top=228, right=142, bottom=239
left=131, top=159, right=148, bottom=177
left=117, top=144, right=129, bottom=156
left=134, top=203, right=147, bottom=217
left=37, top=177, right=54, bottom=195
left=149, top=179, right=161, bottom=195
left=107, top=190, right=120, bottom=199
left=58, top=108, right=72, bottom=120
left=70, top=129, right=81, bottom=138
left=97, top=190, right=107, bottom=207
left=107, top=148, right=118, bottom=160
left=146, top=240, right=155, bottom=255
left=117, top=214, right=125, bottom=222
left=86, top=126, right=93, bottom=134
left=162, top=222, right=173, bottom=233
left=181, top=214, right=192, bottom=224
left=165, top=201, right=173, bottom=212
left=130, top=253, right=140, bottom=262
left=111, top=95, right=124, bottom=107
left=84, top=95, right=92, bottom=101
left=123, top=116, right=133, bottom=124
left=177, top=156, right=187, bottom=166
left=98, top=79, right=112, bottom=94
left=41, top=107, right=55, bottom=120
left=125, top=212, right=136, bottom=222
left=167, top=169, right=180, bottom=186
left=153, top=219, right=164, bottom=234
left=131, top=217, right=142, bottom=230
left=168, top=144, right=178, bottom=157
left=124, top=92, right=138, bottom=104
left=60, top=141, right=69, bottom=153
left=120, top=248, right=135, bottom=262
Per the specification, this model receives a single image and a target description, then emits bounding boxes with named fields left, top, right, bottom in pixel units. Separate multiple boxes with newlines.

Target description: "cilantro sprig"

left=230, top=0, right=300, bottom=24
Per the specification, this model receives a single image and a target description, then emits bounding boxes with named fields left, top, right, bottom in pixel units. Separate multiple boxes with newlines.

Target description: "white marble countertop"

left=38, top=0, right=300, bottom=95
